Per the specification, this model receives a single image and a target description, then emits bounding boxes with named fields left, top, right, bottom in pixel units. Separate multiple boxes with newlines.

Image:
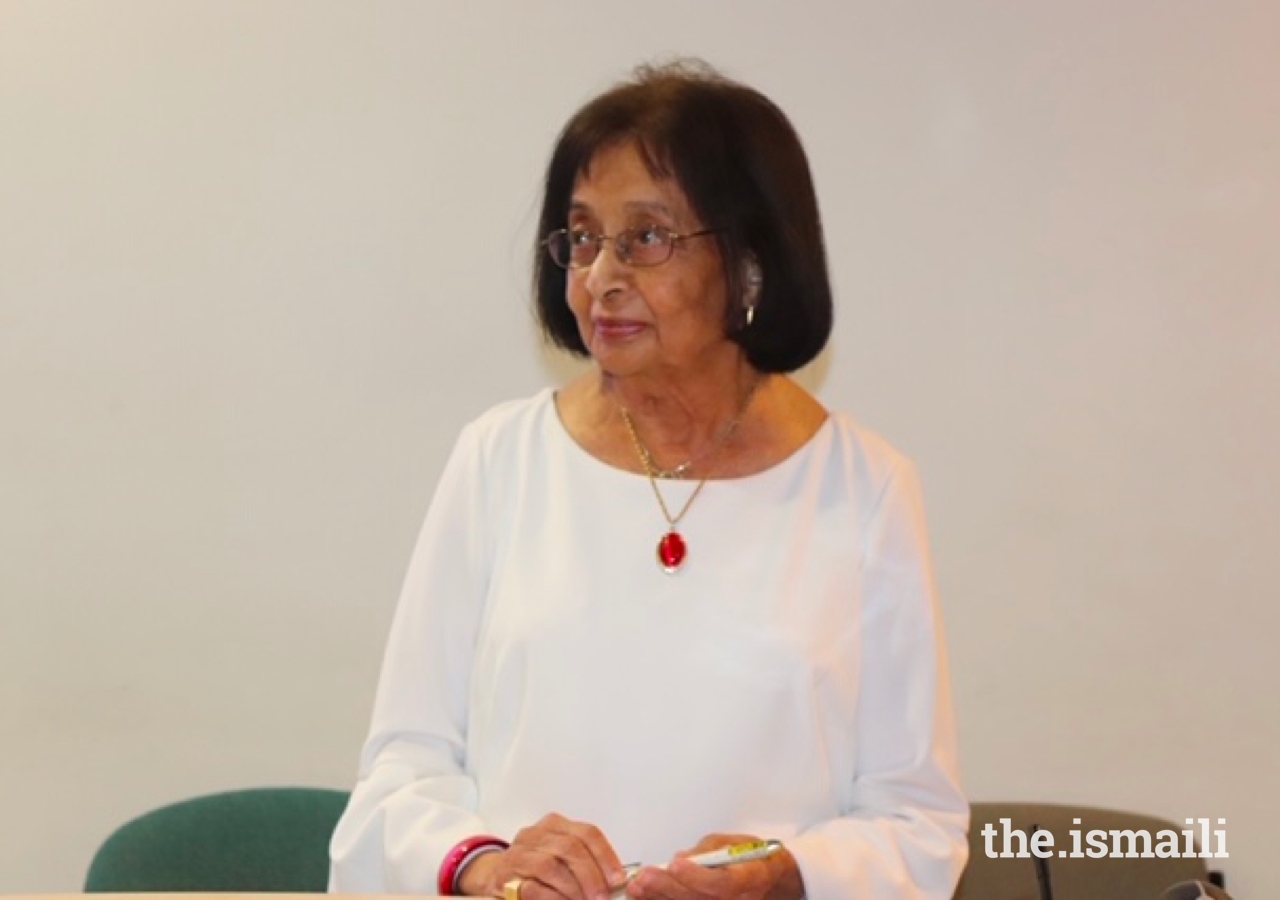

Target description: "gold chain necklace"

left=631, top=423, right=731, bottom=479
left=618, top=379, right=761, bottom=573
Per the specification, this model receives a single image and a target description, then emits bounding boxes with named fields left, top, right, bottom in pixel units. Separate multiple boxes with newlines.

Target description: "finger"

left=518, top=871, right=587, bottom=900
left=560, top=819, right=627, bottom=888
left=529, top=815, right=623, bottom=872
left=509, top=816, right=622, bottom=900
left=629, top=862, right=729, bottom=900
left=664, top=845, right=792, bottom=900
left=656, top=838, right=776, bottom=900
left=502, top=846, right=589, bottom=900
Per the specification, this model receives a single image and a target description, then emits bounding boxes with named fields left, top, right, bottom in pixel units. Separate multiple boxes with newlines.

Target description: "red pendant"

left=657, top=531, right=687, bottom=573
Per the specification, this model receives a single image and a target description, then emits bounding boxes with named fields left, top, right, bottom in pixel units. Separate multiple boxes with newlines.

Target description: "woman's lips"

left=593, top=318, right=647, bottom=340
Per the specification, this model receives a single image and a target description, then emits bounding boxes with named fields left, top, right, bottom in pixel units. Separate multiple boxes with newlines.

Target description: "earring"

left=744, top=263, right=761, bottom=328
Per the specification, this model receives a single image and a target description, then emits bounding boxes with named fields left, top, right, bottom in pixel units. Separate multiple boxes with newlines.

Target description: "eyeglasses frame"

left=542, top=226, right=721, bottom=270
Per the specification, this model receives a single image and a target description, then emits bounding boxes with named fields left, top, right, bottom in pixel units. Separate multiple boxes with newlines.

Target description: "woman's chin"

left=588, top=335, right=652, bottom=371
left=592, top=356, right=646, bottom=380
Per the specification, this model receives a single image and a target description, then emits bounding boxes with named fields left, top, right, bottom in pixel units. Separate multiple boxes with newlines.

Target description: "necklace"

left=632, top=433, right=719, bottom=480
left=638, top=452, right=696, bottom=481
left=618, top=379, right=761, bottom=573
left=630, top=416, right=742, bottom=479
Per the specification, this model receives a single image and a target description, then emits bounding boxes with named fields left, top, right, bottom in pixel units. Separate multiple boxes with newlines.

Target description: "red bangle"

left=438, top=834, right=509, bottom=895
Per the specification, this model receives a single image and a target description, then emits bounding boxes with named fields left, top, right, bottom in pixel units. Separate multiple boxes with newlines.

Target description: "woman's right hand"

left=457, top=812, right=628, bottom=900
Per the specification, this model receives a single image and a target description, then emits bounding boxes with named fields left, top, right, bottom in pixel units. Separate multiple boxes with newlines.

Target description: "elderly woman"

left=329, top=62, right=968, bottom=900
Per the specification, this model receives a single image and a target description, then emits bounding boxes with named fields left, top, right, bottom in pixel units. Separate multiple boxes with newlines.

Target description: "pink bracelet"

left=438, top=835, right=509, bottom=895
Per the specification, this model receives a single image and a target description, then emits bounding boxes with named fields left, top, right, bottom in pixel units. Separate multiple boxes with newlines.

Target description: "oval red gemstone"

left=657, top=531, right=687, bottom=573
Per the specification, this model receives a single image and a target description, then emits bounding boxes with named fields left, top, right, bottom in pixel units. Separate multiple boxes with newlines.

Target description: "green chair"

left=954, top=802, right=1216, bottom=900
left=84, top=786, right=350, bottom=892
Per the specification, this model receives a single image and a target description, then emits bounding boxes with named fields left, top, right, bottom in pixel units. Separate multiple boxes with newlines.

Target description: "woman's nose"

left=582, top=238, right=630, bottom=299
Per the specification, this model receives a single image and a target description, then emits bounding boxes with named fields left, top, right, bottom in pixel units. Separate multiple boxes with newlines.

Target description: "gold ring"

left=502, top=877, right=524, bottom=900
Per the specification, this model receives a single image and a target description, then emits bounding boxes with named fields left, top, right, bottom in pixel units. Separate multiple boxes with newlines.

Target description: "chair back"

left=84, top=786, right=350, bottom=892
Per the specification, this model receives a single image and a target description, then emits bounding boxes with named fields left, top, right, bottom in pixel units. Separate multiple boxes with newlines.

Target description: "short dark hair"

left=533, top=60, right=833, bottom=373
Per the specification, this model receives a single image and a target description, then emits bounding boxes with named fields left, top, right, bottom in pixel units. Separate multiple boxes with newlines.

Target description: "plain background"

left=2, top=1, right=1277, bottom=896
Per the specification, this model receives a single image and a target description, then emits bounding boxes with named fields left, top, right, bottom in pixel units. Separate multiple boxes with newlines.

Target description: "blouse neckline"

left=544, top=386, right=835, bottom=485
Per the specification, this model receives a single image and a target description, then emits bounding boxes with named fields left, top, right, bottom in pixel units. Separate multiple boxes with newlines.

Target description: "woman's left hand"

left=624, top=833, right=804, bottom=900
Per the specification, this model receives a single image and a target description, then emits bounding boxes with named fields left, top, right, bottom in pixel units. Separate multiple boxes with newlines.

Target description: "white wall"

left=2, top=1, right=1277, bottom=895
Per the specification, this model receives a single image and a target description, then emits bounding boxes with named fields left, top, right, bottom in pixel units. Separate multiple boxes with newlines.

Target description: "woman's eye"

left=569, top=229, right=595, bottom=246
left=633, top=226, right=665, bottom=246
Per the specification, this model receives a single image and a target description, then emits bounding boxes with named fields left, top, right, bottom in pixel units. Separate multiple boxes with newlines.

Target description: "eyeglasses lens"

left=546, top=228, right=676, bottom=268
left=621, top=229, right=673, bottom=267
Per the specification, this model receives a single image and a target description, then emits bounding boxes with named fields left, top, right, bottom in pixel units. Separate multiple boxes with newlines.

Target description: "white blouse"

left=329, top=389, right=968, bottom=900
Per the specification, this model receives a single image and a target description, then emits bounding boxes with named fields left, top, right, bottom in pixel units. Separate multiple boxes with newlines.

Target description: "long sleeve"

left=786, top=459, right=969, bottom=900
left=328, top=422, right=495, bottom=893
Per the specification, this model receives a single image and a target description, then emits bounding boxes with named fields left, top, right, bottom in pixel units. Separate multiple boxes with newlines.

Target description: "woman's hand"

left=624, top=834, right=804, bottom=900
left=457, top=812, right=628, bottom=900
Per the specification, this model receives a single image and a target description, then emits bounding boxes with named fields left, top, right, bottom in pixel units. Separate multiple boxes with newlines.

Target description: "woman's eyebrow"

left=621, top=200, right=675, bottom=216
left=567, top=199, right=676, bottom=217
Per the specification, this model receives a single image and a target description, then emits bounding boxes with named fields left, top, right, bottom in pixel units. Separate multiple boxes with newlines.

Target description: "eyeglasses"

left=543, top=226, right=719, bottom=269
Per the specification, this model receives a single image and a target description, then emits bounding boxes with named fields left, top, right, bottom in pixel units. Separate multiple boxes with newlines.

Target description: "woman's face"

left=565, top=142, right=736, bottom=383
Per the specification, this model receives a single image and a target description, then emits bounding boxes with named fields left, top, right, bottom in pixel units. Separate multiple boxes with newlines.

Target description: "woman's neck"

left=599, top=362, right=765, bottom=475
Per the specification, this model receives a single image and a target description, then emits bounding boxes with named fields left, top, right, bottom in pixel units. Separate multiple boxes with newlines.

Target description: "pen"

left=685, top=839, right=783, bottom=868
left=619, top=839, right=783, bottom=882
